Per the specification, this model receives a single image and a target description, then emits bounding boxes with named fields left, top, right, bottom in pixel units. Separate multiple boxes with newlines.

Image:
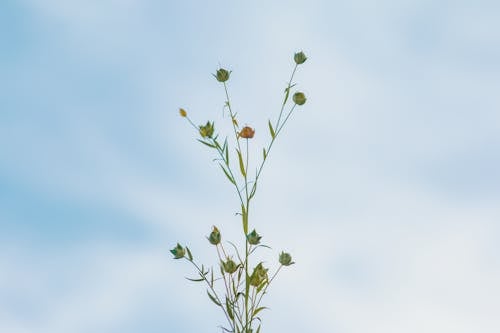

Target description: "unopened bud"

left=214, top=68, right=230, bottom=82
left=207, top=226, right=221, bottom=245
left=222, top=258, right=238, bottom=274
left=279, top=251, right=294, bottom=266
left=293, top=92, right=306, bottom=105
left=246, top=229, right=262, bottom=245
left=179, top=108, right=187, bottom=117
left=249, top=263, right=268, bottom=287
left=170, top=243, right=185, bottom=259
left=294, top=51, right=307, bottom=65
left=199, top=121, right=215, bottom=138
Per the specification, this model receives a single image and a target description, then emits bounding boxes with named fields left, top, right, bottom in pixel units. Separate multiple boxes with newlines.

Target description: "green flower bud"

left=293, top=92, right=306, bottom=105
left=279, top=251, right=294, bottom=266
left=246, top=229, right=262, bottom=245
left=294, top=51, right=307, bottom=65
left=199, top=121, right=215, bottom=138
left=170, top=243, right=185, bottom=259
left=207, top=226, right=221, bottom=245
left=214, top=68, right=230, bottom=82
left=222, top=258, right=238, bottom=274
left=249, top=263, right=268, bottom=287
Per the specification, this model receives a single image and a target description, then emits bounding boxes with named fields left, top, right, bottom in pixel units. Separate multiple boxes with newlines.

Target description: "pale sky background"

left=1, top=1, right=499, bottom=333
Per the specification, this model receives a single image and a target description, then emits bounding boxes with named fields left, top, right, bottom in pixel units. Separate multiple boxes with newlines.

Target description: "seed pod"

left=170, top=243, right=185, bottom=259
left=208, top=226, right=221, bottom=245
left=293, top=92, right=307, bottom=106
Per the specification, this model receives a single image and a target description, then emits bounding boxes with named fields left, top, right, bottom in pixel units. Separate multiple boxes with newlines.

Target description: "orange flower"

left=239, top=126, right=255, bottom=139
left=179, top=108, right=187, bottom=117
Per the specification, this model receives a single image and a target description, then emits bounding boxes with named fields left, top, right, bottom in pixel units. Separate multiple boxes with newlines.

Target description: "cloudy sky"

left=1, top=0, right=499, bottom=332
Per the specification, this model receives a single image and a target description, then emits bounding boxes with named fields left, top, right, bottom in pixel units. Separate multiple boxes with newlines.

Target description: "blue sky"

left=1, top=0, right=499, bottom=332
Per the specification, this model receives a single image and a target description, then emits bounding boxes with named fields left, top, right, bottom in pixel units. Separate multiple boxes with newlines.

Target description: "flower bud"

left=279, top=251, right=294, bottom=266
left=249, top=263, right=268, bottom=287
left=170, top=243, right=185, bottom=259
left=239, top=126, right=255, bottom=139
left=222, top=258, right=238, bottom=274
left=199, top=121, right=215, bottom=138
left=294, top=51, right=307, bottom=65
left=246, top=229, right=262, bottom=245
left=207, top=226, right=221, bottom=245
left=214, top=68, right=230, bottom=82
left=179, top=108, right=187, bottom=117
left=293, top=92, right=307, bottom=105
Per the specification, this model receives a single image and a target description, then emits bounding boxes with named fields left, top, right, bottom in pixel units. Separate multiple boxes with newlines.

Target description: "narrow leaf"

left=197, top=139, right=217, bottom=148
left=268, top=120, right=275, bottom=139
left=185, top=247, right=193, bottom=261
left=241, top=204, right=248, bottom=234
left=219, top=163, right=236, bottom=185
left=224, top=139, right=229, bottom=164
left=249, top=183, right=257, bottom=200
left=237, top=149, right=246, bottom=177
left=256, top=325, right=261, bottom=333
left=185, top=276, right=205, bottom=282
left=253, top=306, right=268, bottom=316
left=207, top=290, right=221, bottom=307
left=262, top=147, right=267, bottom=160
left=226, top=297, right=234, bottom=320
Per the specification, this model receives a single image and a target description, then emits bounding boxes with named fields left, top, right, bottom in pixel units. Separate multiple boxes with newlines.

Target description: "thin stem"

left=276, top=64, right=298, bottom=129
left=254, top=265, right=283, bottom=311
left=185, top=258, right=234, bottom=331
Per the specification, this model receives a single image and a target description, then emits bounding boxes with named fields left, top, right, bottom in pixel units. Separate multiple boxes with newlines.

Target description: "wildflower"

left=239, top=126, right=255, bottom=139
left=208, top=226, right=221, bottom=245
left=294, top=51, right=307, bottom=65
left=170, top=243, right=185, bottom=259
left=179, top=108, right=187, bottom=117
left=279, top=252, right=294, bottom=266
left=246, top=229, right=261, bottom=245
left=292, top=92, right=306, bottom=105
left=214, top=68, right=230, bottom=82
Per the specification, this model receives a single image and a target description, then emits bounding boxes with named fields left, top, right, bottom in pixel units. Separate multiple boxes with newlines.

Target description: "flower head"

left=214, top=68, right=230, bottom=82
left=239, top=126, right=255, bottom=139
left=207, top=226, right=221, bottom=245
left=294, top=51, right=307, bottom=65
left=246, top=229, right=262, bottom=245
left=170, top=243, right=185, bottom=259
left=199, top=121, right=215, bottom=138
left=179, top=108, right=187, bottom=117
left=249, top=263, right=268, bottom=287
left=293, top=92, right=307, bottom=106
left=222, top=258, right=239, bottom=274
left=279, top=251, right=294, bottom=266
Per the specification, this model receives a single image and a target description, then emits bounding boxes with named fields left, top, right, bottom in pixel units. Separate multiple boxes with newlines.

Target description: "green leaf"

left=241, top=204, right=248, bottom=234
left=249, top=183, right=257, bottom=200
left=283, top=86, right=290, bottom=105
left=207, top=290, right=221, bottom=307
left=185, top=247, right=193, bottom=261
left=268, top=120, right=275, bottom=139
left=262, top=148, right=267, bottom=160
left=185, top=276, right=205, bottom=282
left=224, top=139, right=229, bottom=164
left=219, top=163, right=236, bottom=185
left=253, top=306, right=268, bottom=316
left=256, top=325, right=261, bottom=333
left=226, top=297, right=234, bottom=320
left=197, top=139, right=217, bottom=148
left=237, top=149, right=246, bottom=177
